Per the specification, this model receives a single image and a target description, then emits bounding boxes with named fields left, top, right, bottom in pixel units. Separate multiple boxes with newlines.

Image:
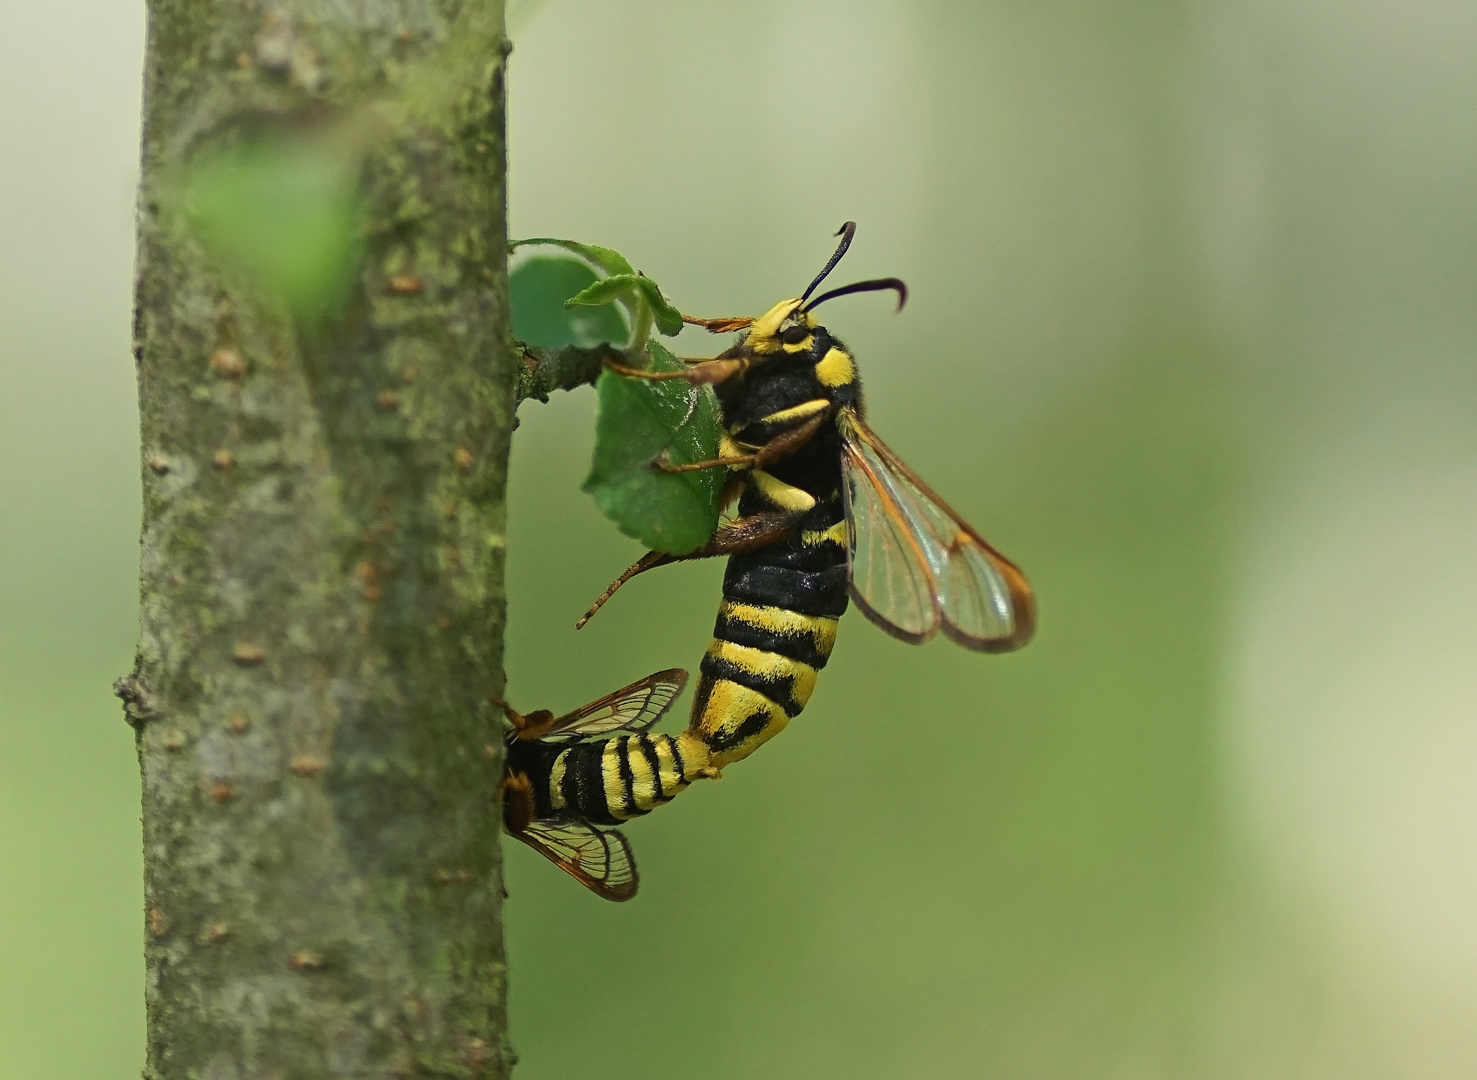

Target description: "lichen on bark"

left=128, top=3, right=513, bottom=1076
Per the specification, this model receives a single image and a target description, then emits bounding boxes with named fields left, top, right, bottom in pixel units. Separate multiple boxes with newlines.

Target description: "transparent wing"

left=840, top=436, right=939, bottom=643
left=514, top=818, right=639, bottom=902
left=540, top=668, right=688, bottom=743
left=839, top=410, right=1035, bottom=652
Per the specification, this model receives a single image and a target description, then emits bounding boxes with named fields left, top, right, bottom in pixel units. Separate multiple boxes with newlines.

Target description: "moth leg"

left=499, top=772, right=537, bottom=834
left=604, top=356, right=750, bottom=387
left=575, top=510, right=805, bottom=630
left=682, top=314, right=755, bottom=333
left=653, top=453, right=753, bottom=473
left=683, top=509, right=806, bottom=557
left=573, top=551, right=673, bottom=631
left=654, top=412, right=827, bottom=474
left=601, top=360, right=691, bottom=380
left=490, top=695, right=559, bottom=742
left=743, top=408, right=829, bottom=467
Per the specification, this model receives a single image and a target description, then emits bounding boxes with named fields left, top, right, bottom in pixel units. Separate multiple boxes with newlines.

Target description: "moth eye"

left=779, top=324, right=809, bottom=346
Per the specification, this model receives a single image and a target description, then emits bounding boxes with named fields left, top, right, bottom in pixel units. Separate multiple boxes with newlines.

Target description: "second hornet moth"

left=498, top=668, right=714, bottom=901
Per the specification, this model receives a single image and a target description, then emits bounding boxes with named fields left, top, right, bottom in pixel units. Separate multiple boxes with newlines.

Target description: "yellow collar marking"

left=814, top=347, right=856, bottom=388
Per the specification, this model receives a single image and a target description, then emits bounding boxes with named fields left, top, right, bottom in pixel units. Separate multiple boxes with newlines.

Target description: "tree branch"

left=128, top=3, right=512, bottom=1077
left=514, top=341, right=623, bottom=404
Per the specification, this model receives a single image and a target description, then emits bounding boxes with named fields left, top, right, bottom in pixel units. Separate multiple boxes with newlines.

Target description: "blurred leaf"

left=510, top=237, right=683, bottom=341
left=583, top=340, right=723, bottom=554
left=510, top=237, right=634, bottom=277
left=566, top=274, right=683, bottom=337
left=182, top=136, right=365, bottom=322
left=512, top=256, right=629, bottom=348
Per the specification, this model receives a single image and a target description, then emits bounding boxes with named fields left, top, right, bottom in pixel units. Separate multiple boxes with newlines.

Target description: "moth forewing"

left=839, top=437, right=940, bottom=643
left=536, top=668, right=688, bottom=743
left=839, top=411, right=1035, bottom=652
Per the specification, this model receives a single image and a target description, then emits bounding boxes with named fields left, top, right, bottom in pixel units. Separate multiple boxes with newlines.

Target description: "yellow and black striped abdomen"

left=523, top=730, right=712, bottom=826
left=690, top=492, right=847, bottom=768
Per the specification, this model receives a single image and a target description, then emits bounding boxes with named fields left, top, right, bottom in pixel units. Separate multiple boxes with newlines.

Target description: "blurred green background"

left=5, top=1, right=1477, bottom=1077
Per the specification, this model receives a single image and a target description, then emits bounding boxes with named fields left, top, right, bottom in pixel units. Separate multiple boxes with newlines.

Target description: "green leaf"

left=509, top=238, right=634, bottom=277
left=564, top=273, right=642, bottom=310
left=511, top=256, right=629, bottom=348
left=566, top=274, right=684, bottom=337
left=631, top=276, right=685, bottom=337
left=583, top=340, right=723, bottom=554
left=181, top=135, right=365, bottom=323
left=509, top=237, right=684, bottom=339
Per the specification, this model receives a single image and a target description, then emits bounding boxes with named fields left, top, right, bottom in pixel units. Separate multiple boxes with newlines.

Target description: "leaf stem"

left=627, top=301, right=654, bottom=353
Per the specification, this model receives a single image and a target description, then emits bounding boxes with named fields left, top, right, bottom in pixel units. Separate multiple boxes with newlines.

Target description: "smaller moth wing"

left=513, top=817, right=639, bottom=902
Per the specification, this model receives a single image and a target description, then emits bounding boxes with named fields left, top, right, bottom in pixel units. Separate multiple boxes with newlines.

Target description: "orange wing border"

left=839, top=409, right=1035, bottom=652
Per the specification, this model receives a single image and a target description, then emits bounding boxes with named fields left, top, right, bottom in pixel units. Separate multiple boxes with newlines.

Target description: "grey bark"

left=126, top=3, right=513, bottom=1077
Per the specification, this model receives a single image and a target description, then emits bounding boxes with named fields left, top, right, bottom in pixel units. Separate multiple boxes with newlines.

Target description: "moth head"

left=713, top=224, right=905, bottom=358
left=746, top=298, right=816, bottom=355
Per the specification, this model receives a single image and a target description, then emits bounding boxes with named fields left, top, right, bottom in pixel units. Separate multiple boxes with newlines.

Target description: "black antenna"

left=799, top=221, right=858, bottom=304
left=802, top=277, right=908, bottom=314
